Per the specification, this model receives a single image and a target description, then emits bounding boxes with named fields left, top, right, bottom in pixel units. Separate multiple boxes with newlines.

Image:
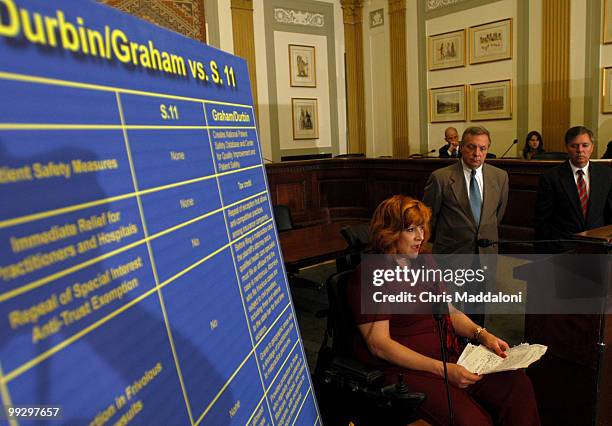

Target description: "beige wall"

left=201, top=0, right=609, bottom=159
left=425, top=0, right=518, bottom=156
left=273, top=32, right=333, bottom=151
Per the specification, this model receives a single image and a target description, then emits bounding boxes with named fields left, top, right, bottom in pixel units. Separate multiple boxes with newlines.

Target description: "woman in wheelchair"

left=347, top=195, right=540, bottom=426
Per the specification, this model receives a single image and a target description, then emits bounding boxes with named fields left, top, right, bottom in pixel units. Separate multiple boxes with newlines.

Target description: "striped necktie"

left=576, top=169, right=588, bottom=218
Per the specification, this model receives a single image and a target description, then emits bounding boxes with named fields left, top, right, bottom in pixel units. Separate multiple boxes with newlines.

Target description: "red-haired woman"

left=347, top=195, right=540, bottom=425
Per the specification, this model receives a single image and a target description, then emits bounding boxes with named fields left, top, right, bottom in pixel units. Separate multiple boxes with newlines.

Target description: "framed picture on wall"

left=427, top=29, right=466, bottom=70
left=292, top=98, right=319, bottom=139
left=469, top=79, right=512, bottom=121
left=605, top=0, right=612, bottom=43
left=289, top=44, right=316, bottom=87
left=429, top=85, right=466, bottom=122
left=469, top=18, right=512, bottom=64
left=602, top=67, right=612, bottom=113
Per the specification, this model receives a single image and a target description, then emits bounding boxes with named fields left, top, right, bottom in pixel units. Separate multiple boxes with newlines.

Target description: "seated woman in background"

left=347, top=195, right=540, bottom=426
left=522, top=131, right=545, bottom=160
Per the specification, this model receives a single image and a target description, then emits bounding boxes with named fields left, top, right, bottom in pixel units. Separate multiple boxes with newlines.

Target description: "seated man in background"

left=438, top=127, right=460, bottom=158
left=535, top=126, right=612, bottom=253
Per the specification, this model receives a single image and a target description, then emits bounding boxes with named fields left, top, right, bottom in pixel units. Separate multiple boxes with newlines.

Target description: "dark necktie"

left=577, top=169, right=588, bottom=218
left=469, top=169, right=482, bottom=225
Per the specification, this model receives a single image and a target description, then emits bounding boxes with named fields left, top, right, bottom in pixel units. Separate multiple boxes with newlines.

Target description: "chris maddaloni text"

left=372, top=291, right=523, bottom=304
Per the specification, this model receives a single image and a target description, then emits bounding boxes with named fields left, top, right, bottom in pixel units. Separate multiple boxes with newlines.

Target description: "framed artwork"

left=429, top=85, right=466, bottom=122
left=428, top=29, right=466, bottom=70
left=605, top=0, right=612, bottom=44
left=469, top=18, right=512, bottom=64
left=602, top=67, right=612, bottom=113
left=291, top=98, right=319, bottom=139
left=289, top=44, right=316, bottom=87
left=469, top=79, right=512, bottom=121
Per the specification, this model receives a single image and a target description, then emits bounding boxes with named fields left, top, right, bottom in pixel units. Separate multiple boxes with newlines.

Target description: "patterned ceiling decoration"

left=99, top=0, right=207, bottom=43
left=426, top=0, right=467, bottom=11
left=273, top=8, right=325, bottom=27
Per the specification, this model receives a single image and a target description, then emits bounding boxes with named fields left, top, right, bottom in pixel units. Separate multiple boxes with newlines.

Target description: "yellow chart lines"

left=0, top=124, right=257, bottom=130
left=2, top=285, right=158, bottom=383
left=0, top=362, right=17, bottom=426
left=1, top=217, right=277, bottom=383
left=0, top=164, right=263, bottom=230
left=193, top=346, right=258, bottom=426
left=0, top=190, right=269, bottom=302
left=116, top=91, right=195, bottom=425
left=265, top=340, right=301, bottom=396
left=245, top=395, right=268, bottom=426
left=0, top=71, right=252, bottom=108
left=201, top=100, right=275, bottom=423
left=0, top=124, right=124, bottom=130
left=291, top=386, right=313, bottom=426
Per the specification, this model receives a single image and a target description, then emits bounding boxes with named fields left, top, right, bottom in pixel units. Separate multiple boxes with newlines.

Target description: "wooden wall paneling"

left=341, top=0, right=367, bottom=154
left=275, top=182, right=306, bottom=212
left=503, top=189, right=537, bottom=230
left=542, top=0, right=570, bottom=150
left=371, top=180, right=414, bottom=208
left=388, top=0, right=410, bottom=157
left=317, top=179, right=369, bottom=208
left=265, top=158, right=612, bottom=242
left=230, top=0, right=259, bottom=120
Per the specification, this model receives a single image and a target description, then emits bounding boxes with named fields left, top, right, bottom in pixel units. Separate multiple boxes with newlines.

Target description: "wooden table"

left=278, top=220, right=366, bottom=269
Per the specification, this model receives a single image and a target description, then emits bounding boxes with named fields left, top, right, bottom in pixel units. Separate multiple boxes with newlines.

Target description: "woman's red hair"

left=369, top=195, right=431, bottom=254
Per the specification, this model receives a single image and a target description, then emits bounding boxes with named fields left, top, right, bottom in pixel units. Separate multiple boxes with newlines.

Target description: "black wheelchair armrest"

left=329, top=355, right=384, bottom=385
left=318, top=355, right=426, bottom=426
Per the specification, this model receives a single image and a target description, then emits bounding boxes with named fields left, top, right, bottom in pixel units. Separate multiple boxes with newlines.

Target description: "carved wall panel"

left=100, top=0, right=207, bottom=43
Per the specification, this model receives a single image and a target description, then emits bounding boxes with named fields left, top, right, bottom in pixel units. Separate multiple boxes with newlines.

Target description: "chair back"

left=337, top=224, right=369, bottom=272
left=326, top=270, right=358, bottom=356
left=341, top=224, right=370, bottom=251
left=273, top=204, right=293, bottom=232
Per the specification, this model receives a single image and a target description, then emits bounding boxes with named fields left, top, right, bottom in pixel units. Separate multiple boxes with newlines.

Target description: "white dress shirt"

left=570, top=161, right=590, bottom=196
left=461, top=160, right=484, bottom=202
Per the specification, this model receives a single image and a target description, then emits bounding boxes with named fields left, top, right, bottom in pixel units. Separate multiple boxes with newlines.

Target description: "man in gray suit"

left=423, top=126, right=509, bottom=323
left=423, top=126, right=509, bottom=255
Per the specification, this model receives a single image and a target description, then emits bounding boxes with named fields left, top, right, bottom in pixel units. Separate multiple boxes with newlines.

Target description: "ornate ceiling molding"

left=273, top=8, right=325, bottom=27
left=426, top=0, right=466, bottom=11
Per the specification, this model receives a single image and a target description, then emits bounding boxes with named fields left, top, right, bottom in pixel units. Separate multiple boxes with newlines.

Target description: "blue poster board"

left=0, top=0, right=320, bottom=424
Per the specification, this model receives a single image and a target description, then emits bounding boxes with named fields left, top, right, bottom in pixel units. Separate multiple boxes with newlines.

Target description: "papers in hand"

left=457, top=343, right=547, bottom=375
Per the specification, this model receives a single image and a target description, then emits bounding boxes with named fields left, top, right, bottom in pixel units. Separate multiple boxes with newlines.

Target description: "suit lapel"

left=450, top=161, right=477, bottom=229
left=560, top=161, right=585, bottom=227
left=481, top=164, right=499, bottom=226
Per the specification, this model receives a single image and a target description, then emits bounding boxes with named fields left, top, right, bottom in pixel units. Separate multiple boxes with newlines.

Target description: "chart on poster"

left=0, top=0, right=319, bottom=424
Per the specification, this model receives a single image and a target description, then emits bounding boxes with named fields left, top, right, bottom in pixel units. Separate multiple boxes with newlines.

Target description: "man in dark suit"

left=424, top=126, right=508, bottom=325
left=424, top=126, right=508, bottom=255
left=438, top=127, right=461, bottom=158
left=535, top=126, right=612, bottom=253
